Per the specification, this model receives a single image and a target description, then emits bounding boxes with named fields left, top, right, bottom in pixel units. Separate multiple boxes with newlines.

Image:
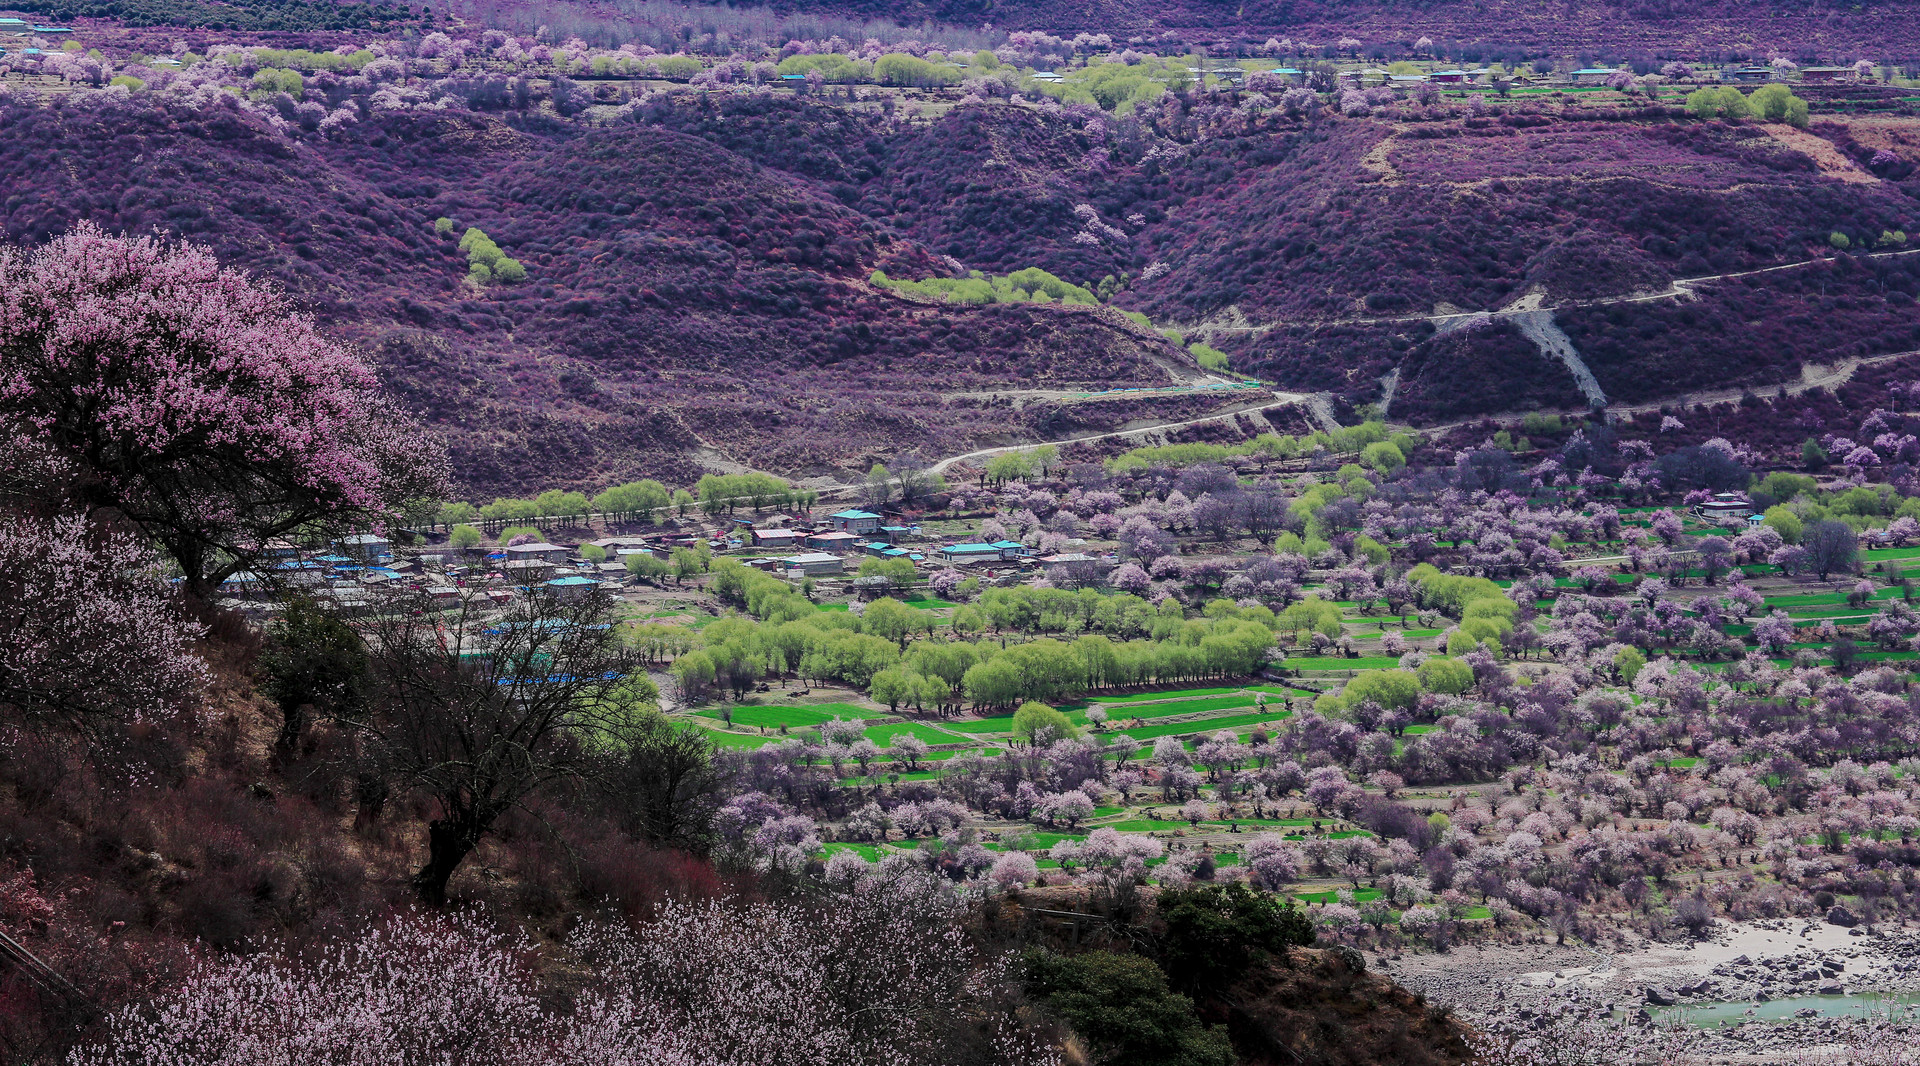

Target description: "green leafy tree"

left=258, top=597, right=369, bottom=761
left=1614, top=645, right=1647, bottom=684
left=594, top=703, right=726, bottom=851
left=1155, top=883, right=1315, bottom=998
left=625, top=551, right=671, bottom=584
left=858, top=557, right=918, bottom=593
left=1023, top=951, right=1235, bottom=1066
left=1750, top=82, right=1809, bottom=125
left=1802, top=439, right=1829, bottom=471
left=1415, top=656, right=1473, bottom=695
left=1012, top=700, right=1079, bottom=745
left=449, top=524, right=482, bottom=550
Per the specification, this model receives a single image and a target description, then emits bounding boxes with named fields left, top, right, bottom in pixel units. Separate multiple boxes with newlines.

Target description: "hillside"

left=723, top=0, right=1920, bottom=55
left=0, top=93, right=1207, bottom=493
left=6, top=41, right=1920, bottom=490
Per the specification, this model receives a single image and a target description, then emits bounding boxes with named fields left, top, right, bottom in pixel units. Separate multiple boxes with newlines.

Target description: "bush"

left=1023, top=950, right=1235, bottom=1066
left=1155, top=883, right=1314, bottom=998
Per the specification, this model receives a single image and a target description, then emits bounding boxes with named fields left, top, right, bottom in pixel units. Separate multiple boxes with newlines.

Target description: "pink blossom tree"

left=0, top=514, right=205, bottom=737
left=0, top=224, right=447, bottom=597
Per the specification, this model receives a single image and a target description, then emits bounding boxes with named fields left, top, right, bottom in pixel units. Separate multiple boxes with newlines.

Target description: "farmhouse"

left=1800, top=67, right=1852, bottom=83
left=750, top=528, right=802, bottom=548
left=826, top=509, right=883, bottom=534
left=334, top=533, right=391, bottom=563
left=778, top=552, right=844, bottom=576
left=938, top=540, right=1030, bottom=564
left=1428, top=69, right=1477, bottom=84
left=543, top=575, right=600, bottom=601
left=504, top=542, right=571, bottom=564
left=807, top=530, right=862, bottom=552
left=1723, top=67, right=1774, bottom=82
left=1569, top=68, right=1617, bottom=85
left=503, top=559, right=555, bottom=583
left=1696, top=492, right=1754, bottom=520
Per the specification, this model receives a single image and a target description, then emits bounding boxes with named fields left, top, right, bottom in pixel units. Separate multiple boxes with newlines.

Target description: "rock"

left=1645, top=986, right=1678, bottom=1006
left=1819, top=982, right=1845, bottom=995
left=1850, top=928, right=1867, bottom=936
left=1827, top=906, right=1860, bottom=927
left=1730, top=954, right=1750, bottom=965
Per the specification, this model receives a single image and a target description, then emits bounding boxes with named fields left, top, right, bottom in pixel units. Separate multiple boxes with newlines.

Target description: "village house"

left=750, top=528, right=803, bottom=548
left=334, top=533, right=392, bottom=563
left=504, top=541, right=571, bottom=564
left=503, top=558, right=556, bottom=583
left=807, top=530, right=862, bottom=552
left=1695, top=492, right=1755, bottom=521
left=778, top=552, right=844, bottom=576
left=543, top=574, right=600, bottom=601
left=825, top=509, right=883, bottom=535
left=937, top=540, right=1031, bottom=564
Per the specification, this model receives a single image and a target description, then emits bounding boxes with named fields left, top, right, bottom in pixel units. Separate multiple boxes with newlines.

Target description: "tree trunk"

left=271, top=701, right=309, bottom=767
left=415, top=818, right=479, bottom=904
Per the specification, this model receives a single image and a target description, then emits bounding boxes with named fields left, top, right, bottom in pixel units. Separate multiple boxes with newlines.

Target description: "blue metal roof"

left=830, top=509, right=881, bottom=519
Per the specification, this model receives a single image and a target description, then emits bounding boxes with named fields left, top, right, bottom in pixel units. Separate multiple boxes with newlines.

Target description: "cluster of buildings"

left=219, top=501, right=1135, bottom=614
left=220, top=531, right=629, bottom=613
left=0, top=16, right=69, bottom=58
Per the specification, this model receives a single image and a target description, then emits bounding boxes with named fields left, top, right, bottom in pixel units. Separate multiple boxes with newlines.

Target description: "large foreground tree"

left=0, top=224, right=446, bottom=596
left=353, top=588, right=642, bottom=903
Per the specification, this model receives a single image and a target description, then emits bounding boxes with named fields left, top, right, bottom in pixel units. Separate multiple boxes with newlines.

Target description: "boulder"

left=1827, top=906, right=1860, bottom=927
left=1644, top=986, right=1677, bottom=1006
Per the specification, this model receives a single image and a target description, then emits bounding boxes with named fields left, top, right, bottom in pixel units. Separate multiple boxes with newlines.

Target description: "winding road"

left=1184, top=246, right=1920, bottom=340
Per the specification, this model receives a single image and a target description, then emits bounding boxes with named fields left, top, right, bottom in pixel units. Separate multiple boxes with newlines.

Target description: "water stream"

left=1647, top=993, right=1920, bottom=1029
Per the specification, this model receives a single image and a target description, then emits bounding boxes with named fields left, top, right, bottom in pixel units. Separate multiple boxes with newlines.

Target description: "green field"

left=907, top=745, right=1000, bottom=762
left=1765, top=587, right=1899, bottom=609
left=1113, top=710, right=1293, bottom=741
left=902, top=596, right=962, bottom=609
left=1097, top=695, right=1257, bottom=719
left=699, top=728, right=778, bottom=749
left=1091, top=686, right=1246, bottom=703
left=820, top=842, right=885, bottom=860
left=1284, top=656, right=1403, bottom=671
left=1295, top=888, right=1382, bottom=904
left=697, top=702, right=887, bottom=729
left=863, top=721, right=965, bottom=746
left=1865, top=547, right=1920, bottom=561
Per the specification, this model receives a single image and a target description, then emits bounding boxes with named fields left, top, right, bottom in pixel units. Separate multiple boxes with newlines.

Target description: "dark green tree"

left=1155, top=883, right=1316, bottom=998
left=258, top=596, right=369, bottom=762
left=1023, top=950, right=1234, bottom=1066
left=597, top=708, right=728, bottom=851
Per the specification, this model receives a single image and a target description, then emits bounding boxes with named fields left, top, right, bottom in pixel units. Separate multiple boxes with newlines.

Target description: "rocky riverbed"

left=1376, top=919, right=1920, bottom=1062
